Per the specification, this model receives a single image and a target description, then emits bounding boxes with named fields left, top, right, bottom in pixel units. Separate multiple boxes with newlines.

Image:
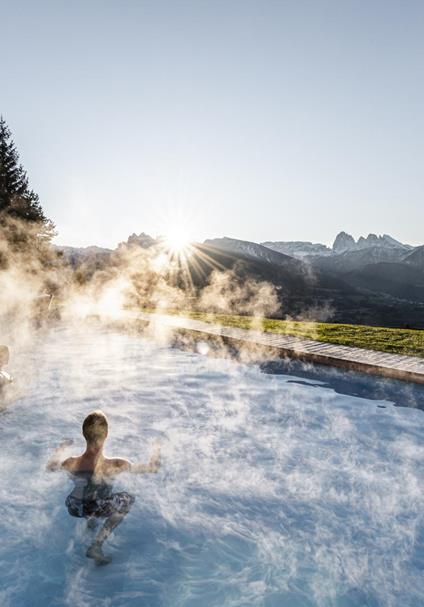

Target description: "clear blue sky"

left=2, top=0, right=423, bottom=248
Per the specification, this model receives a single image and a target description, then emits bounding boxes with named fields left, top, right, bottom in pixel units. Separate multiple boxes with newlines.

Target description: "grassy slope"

left=159, top=311, right=424, bottom=358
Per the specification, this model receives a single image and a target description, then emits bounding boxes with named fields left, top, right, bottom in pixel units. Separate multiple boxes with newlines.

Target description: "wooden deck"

left=139, top=313, right=424, bottom=384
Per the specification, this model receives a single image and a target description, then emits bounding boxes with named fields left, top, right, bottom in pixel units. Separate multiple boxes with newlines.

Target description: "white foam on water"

left=0, top=324, right=423, bottom=607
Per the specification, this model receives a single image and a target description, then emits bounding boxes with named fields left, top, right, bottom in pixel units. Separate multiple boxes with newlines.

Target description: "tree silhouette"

left=0, top=116, right=54, bottom=240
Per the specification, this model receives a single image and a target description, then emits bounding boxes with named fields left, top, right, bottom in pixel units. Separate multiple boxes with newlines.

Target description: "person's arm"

left=130, top=445, right=161, bottom=474
left=46, top=439, right=73, bottom=471
left=109, top=444, right=161, bottom=475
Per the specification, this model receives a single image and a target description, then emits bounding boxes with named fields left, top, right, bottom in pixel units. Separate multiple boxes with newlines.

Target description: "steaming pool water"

left=0, top=324, right=423, bottom=607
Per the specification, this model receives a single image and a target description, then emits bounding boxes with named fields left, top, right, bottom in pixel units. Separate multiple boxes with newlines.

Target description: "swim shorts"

left=65, top=492, right=135, bottom=518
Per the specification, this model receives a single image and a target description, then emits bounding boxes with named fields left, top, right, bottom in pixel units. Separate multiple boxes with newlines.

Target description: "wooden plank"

left=138, top=313, right=424, bottom=384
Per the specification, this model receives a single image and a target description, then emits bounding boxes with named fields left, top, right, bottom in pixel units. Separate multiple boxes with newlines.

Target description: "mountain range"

left=262, top=231, right=414, bottom=259
left=56, top=231, right=424, bottom=329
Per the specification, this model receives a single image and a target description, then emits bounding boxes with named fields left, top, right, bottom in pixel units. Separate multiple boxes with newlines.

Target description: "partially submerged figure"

left=47, top=410, right=161, bottom=565
left=0, top=345, right=13, bottom=388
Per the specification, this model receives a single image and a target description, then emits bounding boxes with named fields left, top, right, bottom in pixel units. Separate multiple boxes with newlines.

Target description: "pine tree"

left=0, top=116, right=54, bottom=239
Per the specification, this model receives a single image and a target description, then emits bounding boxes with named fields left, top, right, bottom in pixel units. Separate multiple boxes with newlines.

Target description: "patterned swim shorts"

left=65, top=492, right=135, bottom=518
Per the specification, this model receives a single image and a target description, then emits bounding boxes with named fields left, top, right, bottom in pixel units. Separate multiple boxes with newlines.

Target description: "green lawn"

left=155, top=310, right=424, bottom=358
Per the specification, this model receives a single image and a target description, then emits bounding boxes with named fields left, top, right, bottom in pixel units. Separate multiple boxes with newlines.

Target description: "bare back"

left=62, top=454, right=131, bottom=478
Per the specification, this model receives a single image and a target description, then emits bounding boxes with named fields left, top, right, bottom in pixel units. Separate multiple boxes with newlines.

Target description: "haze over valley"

left=57, top=229, right=424, bottom=329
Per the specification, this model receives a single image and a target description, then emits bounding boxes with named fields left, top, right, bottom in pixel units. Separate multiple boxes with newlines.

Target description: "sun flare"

left=162, top=228, right=192, bottom=255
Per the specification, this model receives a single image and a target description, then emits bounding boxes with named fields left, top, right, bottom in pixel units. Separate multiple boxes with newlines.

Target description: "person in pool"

left=47, top=410, right=161, bottom=565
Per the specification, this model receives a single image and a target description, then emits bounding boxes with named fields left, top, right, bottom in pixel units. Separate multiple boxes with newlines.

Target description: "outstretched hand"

left=46, top=439, right=73, bottom=472
left=149, top=440, right=161, bottom=472
left=131, top=440, right=162, bottom=474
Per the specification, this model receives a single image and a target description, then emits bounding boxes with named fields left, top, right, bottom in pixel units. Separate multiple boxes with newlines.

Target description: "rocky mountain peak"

left=332, top=231, right=356, bottom=253
left=120, top=232, right=156, bottom=249
left=333, top=232, right=410, bottom=253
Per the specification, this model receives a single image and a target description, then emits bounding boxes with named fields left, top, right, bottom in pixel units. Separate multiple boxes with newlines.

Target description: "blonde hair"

left=82, top=410, right=108, bottom=445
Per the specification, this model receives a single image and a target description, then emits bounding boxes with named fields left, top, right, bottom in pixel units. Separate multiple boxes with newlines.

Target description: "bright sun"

left=163, top=228, right=192, bottom=254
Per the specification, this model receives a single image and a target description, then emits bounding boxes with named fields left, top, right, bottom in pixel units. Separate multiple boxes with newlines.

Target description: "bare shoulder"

left=61, top=456, right=80, bottom=472
left=104, top=457, right=132, bottom=475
